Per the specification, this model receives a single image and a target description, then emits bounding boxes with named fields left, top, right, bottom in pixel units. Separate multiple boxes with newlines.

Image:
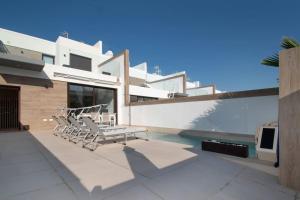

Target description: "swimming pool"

left=143, top=132, right=256, bottom=158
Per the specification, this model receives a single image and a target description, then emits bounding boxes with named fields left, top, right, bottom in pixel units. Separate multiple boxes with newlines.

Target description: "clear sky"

left=1, top=0, right=299, bottom=91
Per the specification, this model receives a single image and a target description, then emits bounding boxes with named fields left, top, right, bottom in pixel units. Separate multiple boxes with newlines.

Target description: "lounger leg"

left=71, top=130, right=81, bottom=143
left=53, top=125, right=59, bottom=135
left=60, top=126, right=67, bottom=136
left=56, top=126, right=63, bottom=135
left=82, top=132, right=92, bottom=148
left=123, top=134, right=127, bottom=145
left=68, top=129, right=77, bottom=141
left=62, top=126, right=71, bottom=138
left=145, top=131, right=149, bottom=141
left=86, top=134, right=98, bottom=150
left=89, top=134, right=97, bottom=144
left=75, top=130, right=84, bottom=142
left=66, top=128, right=75, bottom=140
left=76, top=130, right=86, bottom=143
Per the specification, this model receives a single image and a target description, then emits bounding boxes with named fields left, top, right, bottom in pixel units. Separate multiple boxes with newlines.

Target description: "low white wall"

left=128, top=95, right=278, bottom=135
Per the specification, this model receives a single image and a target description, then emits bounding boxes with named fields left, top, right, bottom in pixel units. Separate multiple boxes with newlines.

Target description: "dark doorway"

left=0, top=86, right=20, bottom=131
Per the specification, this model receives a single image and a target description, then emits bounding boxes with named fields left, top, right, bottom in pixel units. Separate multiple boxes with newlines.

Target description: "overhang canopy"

left=0, top=53, right=45, bottom=71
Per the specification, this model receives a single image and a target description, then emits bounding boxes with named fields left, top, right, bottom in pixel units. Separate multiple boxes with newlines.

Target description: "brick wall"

left=0, top=74, right=67, bottom=131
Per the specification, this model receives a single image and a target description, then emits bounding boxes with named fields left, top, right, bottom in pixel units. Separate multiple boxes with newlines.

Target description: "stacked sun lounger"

left=52, top=105, right=148, bottom=151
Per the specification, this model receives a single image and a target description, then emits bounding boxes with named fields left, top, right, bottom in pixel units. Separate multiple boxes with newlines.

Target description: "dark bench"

left=202, top=140, right=249, bottom=158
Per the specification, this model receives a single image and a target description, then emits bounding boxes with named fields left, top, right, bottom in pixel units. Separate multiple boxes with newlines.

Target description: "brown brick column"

left=279, top=47, right=300, bottom=190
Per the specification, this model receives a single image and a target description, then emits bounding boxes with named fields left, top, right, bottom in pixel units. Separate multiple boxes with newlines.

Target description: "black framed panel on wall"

left=69, top=54, right=92, bottom=71
left=67, top=83, right=117, bottom=115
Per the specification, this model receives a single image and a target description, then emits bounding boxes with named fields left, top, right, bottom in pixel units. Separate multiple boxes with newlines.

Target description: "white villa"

left=0, top=27, right=218, bottom=131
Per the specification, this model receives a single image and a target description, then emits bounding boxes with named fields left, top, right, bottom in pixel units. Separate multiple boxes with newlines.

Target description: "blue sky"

left=1, top=0, right=299, bottom=91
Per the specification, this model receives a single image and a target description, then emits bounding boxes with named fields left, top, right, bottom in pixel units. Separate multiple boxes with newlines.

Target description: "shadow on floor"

left=0, top=131, right=297, bottom=200
left=0, top=131, right=199, bottom=199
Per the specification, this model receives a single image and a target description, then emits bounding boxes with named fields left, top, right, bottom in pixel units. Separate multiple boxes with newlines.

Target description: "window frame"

left=69, top=53, right=92, bottom=71
left=67, top=83, right=118, bottom=122
left=42, top=54, right=55, bottom=64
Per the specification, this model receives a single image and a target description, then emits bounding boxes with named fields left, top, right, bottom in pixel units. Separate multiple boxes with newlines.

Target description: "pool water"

left=144, top=132, right=256, bottom=158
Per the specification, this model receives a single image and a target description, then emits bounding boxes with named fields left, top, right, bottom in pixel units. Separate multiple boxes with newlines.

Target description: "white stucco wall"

left=186, top=86, right=214, bottom=96
left=148, top=76, right=184, bottom=93
left=146, top=71, right=185, bottom=82
left=132, top=62, right=147, bottom=71
left=0, top=64, right=119, bottom=88
left=98, top=56, right=124, bottom=77
left=129, top=67, right=147, bottom=79
left=55, top=37, right=111, bottom=73
left=0, top=28, right=112, bottom=74
left=127, top=95, right=278, bottom=135
left=0, top=28, right=56, bottom=55
left=186, top=81, right=200, bottom=89
left=97, top=54, right=128, bottom=124
left=129, top=85, right=169, bottom=98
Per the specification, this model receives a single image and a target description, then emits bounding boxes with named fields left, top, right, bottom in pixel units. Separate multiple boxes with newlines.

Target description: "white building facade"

left=0, top=28, right=211, bottom=131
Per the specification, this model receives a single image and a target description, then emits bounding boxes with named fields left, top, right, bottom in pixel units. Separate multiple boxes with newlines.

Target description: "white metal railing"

left=53, top=104, right=116, bottom=126
left=55, top=104, right=105, bottom=119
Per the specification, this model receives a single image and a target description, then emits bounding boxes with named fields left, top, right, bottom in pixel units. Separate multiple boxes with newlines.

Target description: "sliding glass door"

left=68, top=83, right=117, bottom=115
left=68, top=84, right=93, bottom=108
left=94, top=88, right=115, bottom=114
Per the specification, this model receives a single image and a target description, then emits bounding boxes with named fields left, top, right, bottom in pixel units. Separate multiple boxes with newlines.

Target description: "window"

left=68, top=83, right=117, bottom=114
left=68, top=84, right=93, bottom=108
left=130, top=95, right=158, bottom=103
left=130, top=95, right=138, bottom=102
left=42, top=54, right=55, bottom=64
left=102, top=71, right=111, bottom=76
left=0, top=40, right=9, bottom=53
left=69, top=54, right=92, bottom=71
left=94, top=88, right=115, bottom=113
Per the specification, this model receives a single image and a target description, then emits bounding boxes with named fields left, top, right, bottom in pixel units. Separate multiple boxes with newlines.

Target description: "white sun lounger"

left=67, top=116, right=90, bottom=143
left=52, top=115, right=65, bottom=135
left=59, top=116, right=76, bottom=138
left=81, top=116, right=148, bottom=150
left=67, top=116, right=114, bottom=142
left=52, top=115, right=73, bottom=136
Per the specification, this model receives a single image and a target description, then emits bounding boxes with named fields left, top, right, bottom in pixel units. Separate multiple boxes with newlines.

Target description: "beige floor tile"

left=0, top=131, right=297, bottom=200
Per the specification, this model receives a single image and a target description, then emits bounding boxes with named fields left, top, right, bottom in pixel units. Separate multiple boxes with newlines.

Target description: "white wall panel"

left=128, top=95, right=278, bottom=135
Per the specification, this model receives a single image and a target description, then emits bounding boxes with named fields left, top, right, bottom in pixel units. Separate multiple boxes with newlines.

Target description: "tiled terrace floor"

left=0, top=131, right=298, bottom=200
